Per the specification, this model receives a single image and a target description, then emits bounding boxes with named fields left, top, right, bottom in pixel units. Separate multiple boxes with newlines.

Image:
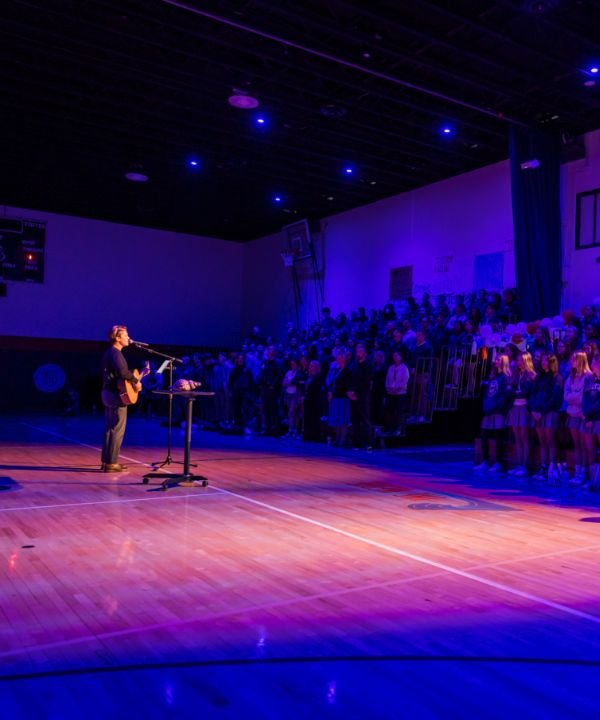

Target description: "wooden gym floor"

left=0, top=414, right=599, bottom=719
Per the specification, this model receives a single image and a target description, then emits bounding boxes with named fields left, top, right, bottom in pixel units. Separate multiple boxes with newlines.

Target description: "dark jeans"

left=101, top=390, right=127, bottom=464
left=232, top=390, right=251, bottom=428
left=261, top=387, right=280, bottom=433
left=387, top=394, right=408, bottom=433
left=351, top=393, right=373, bottom=448
left=303, top=399, right=322, bottom=442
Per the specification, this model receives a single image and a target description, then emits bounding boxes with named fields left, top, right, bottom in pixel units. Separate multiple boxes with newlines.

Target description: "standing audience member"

left=228, top=354, right=254, bottom=432
left=370, top=350, right=388, bottom=428
left=528, top=353, right=563, bottom=483
left=565, top=352, right=593, bottom=484
left=385, top=350, right=410, bottom=436
left=582, top=355, right=600, bottom=490
left=303, top=360, right=324, bottom=442
left=349, top=343, right=373, bottom=449
left=327, top=351, right=354, bottom=448
left=507, top=352, right=536, bottom=477
left=282, top=358, right=302, bottom=438
left=258, top=345, right=283, bottom=436
left=475, top=354, right=512, bottom=473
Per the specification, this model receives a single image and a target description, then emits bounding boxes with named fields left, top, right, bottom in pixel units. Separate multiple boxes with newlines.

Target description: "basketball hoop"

left=281, top=250, right=294, bottom=267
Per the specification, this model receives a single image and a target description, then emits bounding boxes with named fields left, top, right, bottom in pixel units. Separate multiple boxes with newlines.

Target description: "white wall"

left=562, top=129, right=600, bottom=311
left=0, top=206, right=243, bottom=346
left=321, top=160, right=516, bottom=312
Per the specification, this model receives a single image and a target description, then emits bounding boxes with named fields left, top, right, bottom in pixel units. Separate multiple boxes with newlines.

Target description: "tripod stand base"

left=142, top=472, right=208, bottom=490
left=150, top=459, right=197, bottom=469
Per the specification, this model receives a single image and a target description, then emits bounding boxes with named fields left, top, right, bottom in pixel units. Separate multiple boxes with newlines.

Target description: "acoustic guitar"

left=118, top=362, right=151, bottom=405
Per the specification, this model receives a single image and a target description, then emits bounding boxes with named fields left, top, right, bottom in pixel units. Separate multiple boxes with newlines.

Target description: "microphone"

left=131, top=339, right=150, bottom=347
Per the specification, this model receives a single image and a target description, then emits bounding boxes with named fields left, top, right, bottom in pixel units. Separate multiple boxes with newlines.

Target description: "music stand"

left=134, top=345, right=184, bottom=470
left=143, top=390, right=215, bottom=490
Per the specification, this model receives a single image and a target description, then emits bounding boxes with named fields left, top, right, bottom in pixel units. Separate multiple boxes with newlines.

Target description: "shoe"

left=102, top=463, right=128, bottom=473
left=533, top=466, right=547, bottom=481
left=507, top=467, right=518, bottom=476
left=418, top=416, right=426, bottom=423
left=488, top=463, right=502, bottom=473
left=514, top=466, right=528, bottom=477
left=473, top=462, right=488, bottom=471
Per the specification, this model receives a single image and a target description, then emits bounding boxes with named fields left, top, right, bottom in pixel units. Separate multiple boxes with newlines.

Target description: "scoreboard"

left=0, top=217, right=46, bottom=283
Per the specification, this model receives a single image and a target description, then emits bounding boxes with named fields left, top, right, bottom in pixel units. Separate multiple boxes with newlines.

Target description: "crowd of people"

left=137, top=288, right=600, bottom=487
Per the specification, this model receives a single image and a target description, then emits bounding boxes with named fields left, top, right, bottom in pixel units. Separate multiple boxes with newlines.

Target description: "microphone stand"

left=131, top=342, right=188, bottom=470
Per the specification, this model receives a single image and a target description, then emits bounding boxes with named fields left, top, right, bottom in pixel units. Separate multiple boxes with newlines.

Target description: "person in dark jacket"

left=327, top=351, right=354, bottom=447
left=582, top=354, right=600, bottom=490
left=303, top=360, right=325, bottom=442
left=258, top=345, right=283, bottom=435
left=228, top=353, right=255, bottom=431
left=101, top=325, right=149, bottom=472
left=507, top=352, right=536, bottom=477
left=528, top=353, right=564, bottom=483
left=475, top=353, right=512, bottom=472
left=349, top=343, right=373, bottom=449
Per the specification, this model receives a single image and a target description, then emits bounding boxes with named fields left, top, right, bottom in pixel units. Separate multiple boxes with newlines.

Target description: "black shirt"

left=350, top=359, right=372, bottom=397
left=102, top=346, right=137, bottom=393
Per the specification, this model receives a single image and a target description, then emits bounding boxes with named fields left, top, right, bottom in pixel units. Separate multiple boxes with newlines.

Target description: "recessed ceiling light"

left=228, top=94, right=259, bottom=109
left=125, top=170, right=148, bottom=182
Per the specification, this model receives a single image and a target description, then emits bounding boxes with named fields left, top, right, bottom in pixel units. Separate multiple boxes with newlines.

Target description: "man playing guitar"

left=101, top=325, right=149, bottom=472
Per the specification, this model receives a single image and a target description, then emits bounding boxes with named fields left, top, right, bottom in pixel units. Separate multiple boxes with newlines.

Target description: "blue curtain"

left=509, top=126, right=562, bottom=321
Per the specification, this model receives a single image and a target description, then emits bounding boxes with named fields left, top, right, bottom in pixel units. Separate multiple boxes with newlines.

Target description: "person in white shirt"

left=385, top=350, right=410, bottom=436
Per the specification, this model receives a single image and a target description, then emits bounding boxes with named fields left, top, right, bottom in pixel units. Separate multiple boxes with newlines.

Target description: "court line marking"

left=0, top=491, right=222, bottom=513
left=6, top=418, right=599, bottom=660
left=2, top=541, right=599, bottom=662
left=19, top=421, right=600, bottom=630
left=210, top=484, right=600, bottom=626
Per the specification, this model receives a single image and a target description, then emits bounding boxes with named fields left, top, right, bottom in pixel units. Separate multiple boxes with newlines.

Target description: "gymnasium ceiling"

left=1, top=0, right=600, bottom=240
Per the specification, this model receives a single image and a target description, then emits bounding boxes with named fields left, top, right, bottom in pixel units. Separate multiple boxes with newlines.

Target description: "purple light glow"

left=228, top=94, right=260, bottom=109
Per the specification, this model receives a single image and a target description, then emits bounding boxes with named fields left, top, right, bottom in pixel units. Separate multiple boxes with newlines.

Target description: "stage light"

left=228, top=94, right=259, bottom=109
left=344, top=167, right=354, bottom=175
left=274, top=195, right=282, bottom=203
left=442, top=126, right=452, bottom=135
left=591, top=67, right=599, bottom=74
left=256, top=116, right=266, bottom=125
left=124, top=168, right=148, bottom=182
